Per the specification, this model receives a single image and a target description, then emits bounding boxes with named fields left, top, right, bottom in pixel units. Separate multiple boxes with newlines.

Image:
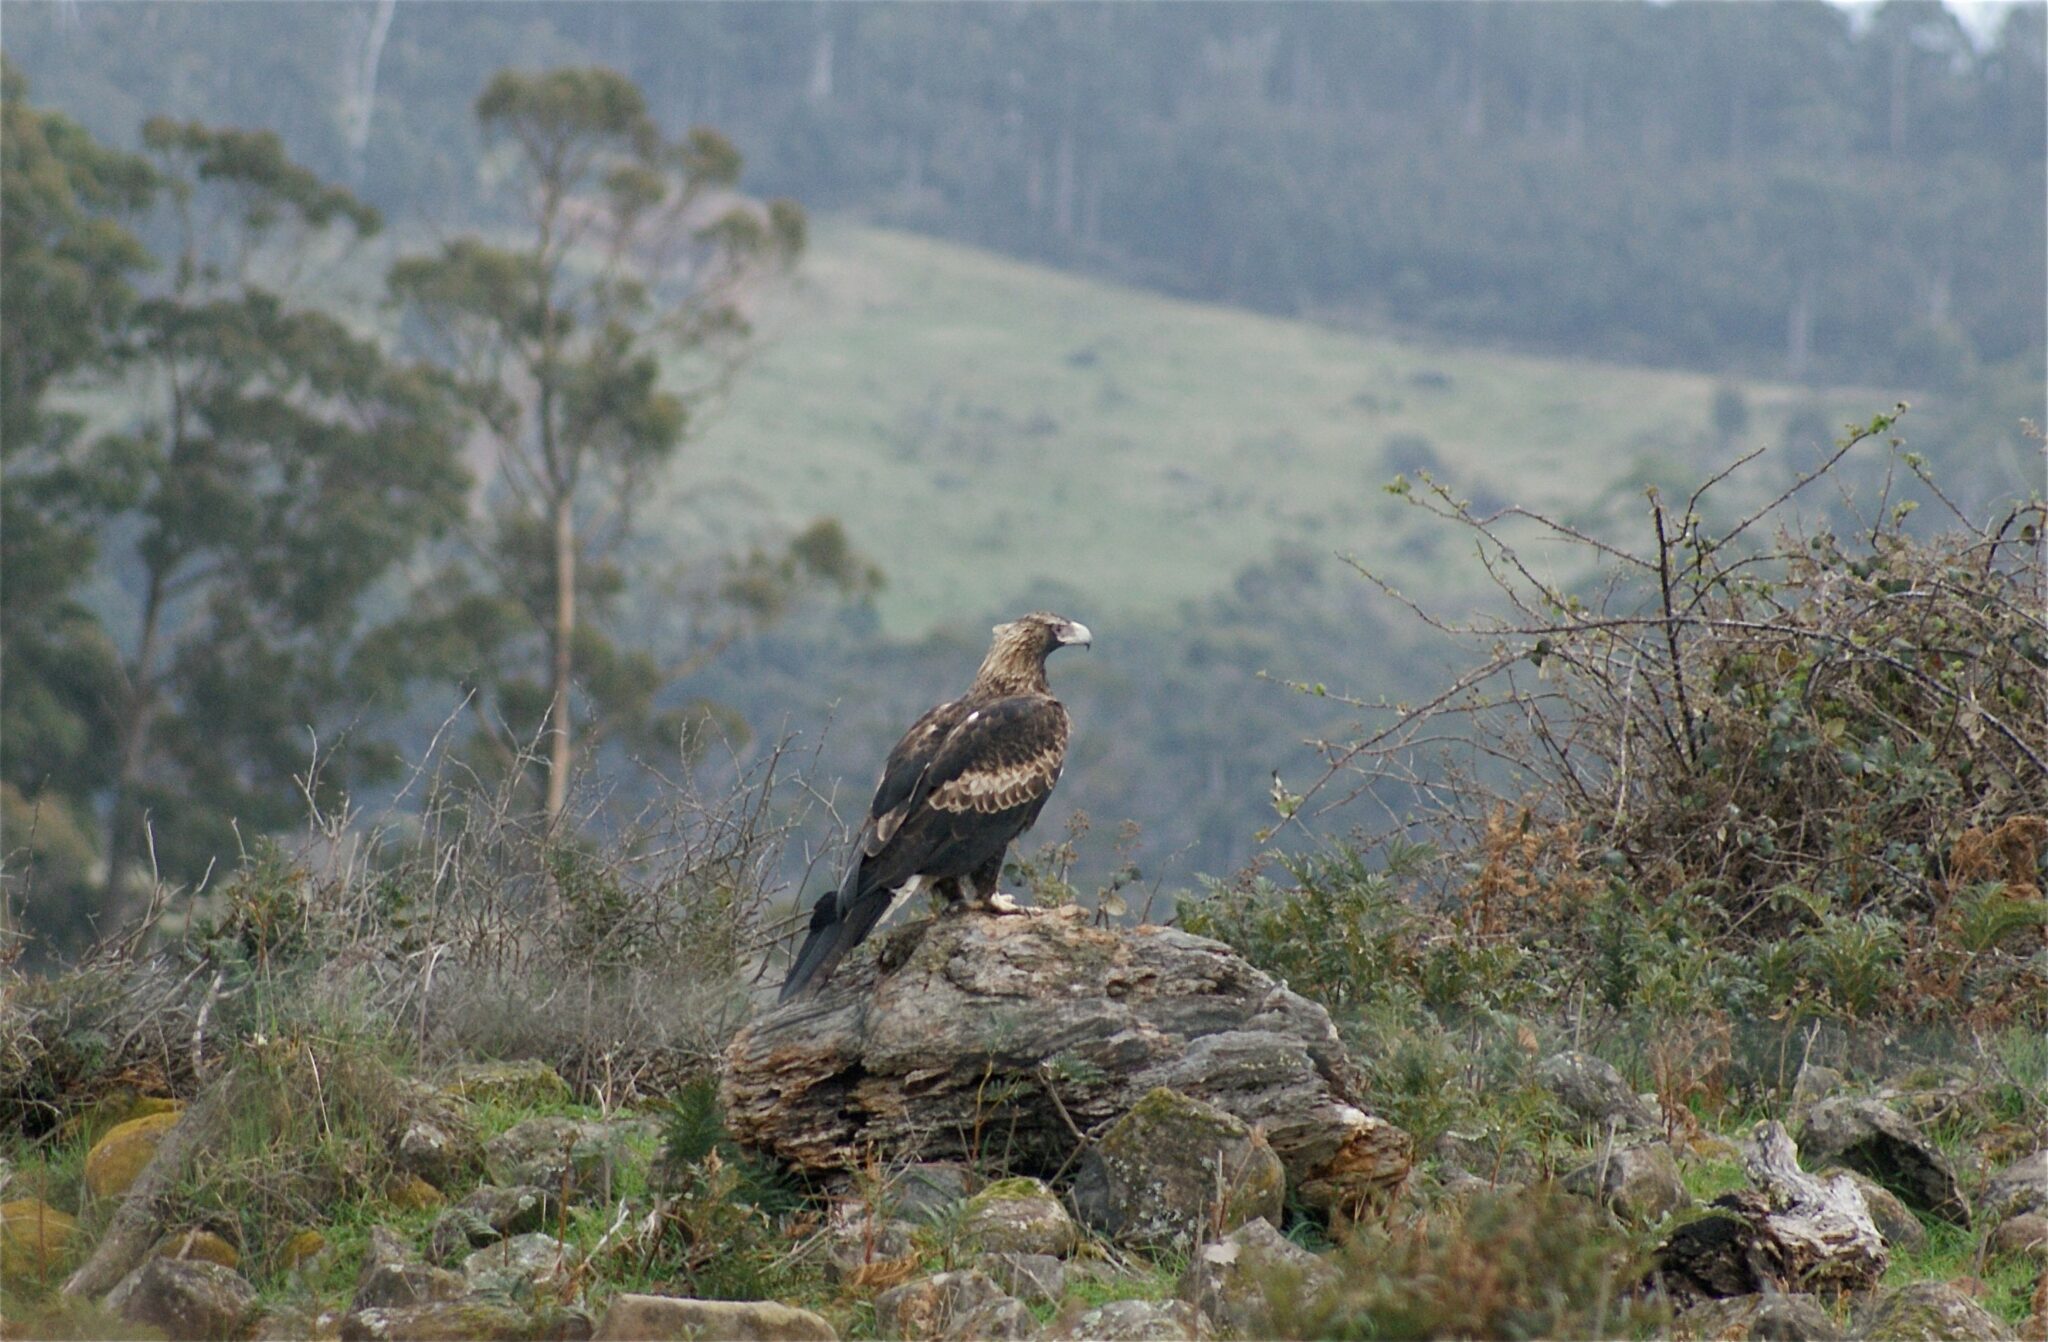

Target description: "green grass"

left=677, top=222, right=1881, bottom=635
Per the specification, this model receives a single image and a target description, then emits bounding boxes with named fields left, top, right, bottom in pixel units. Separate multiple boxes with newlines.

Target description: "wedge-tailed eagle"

left=779, top=611, right=1091, bottom=1000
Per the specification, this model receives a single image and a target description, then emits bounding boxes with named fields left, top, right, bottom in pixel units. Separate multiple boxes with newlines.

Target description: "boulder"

left=821, top=1217, right=920, bottom=1285
left=1181, top=1217, right=1340, bottom=1336
left=1983, top=1150, right=2048, bottom=1224
left=431, top=1185, right=559, bottom=1264
left=1839, top=1170, right=1928, bottom=1253
left=1535, top=1051, right=1660, bottom=1132
left=960, top=1177, right=1080, bottom=1256
left=353, top=1261, right=469, bottom=1312
left=341, top=1302, right=536, bottom=1341
left=1799, top=1096, right=1971, bottom=1225
left=1563, top=1142, right=1691, bottom=1225
left=154, top=1228, right=240, bottom=1269
left=1674, top=1293, right=1845, bottom=1340
left=1851, top=1282, right=2017, bottom=1341
left=397, top=1118, right=479, bottom=1190
left=462, top=1233, right=581, bottom=1301
left=1991, top=1212, right=2048, bottom=1259
left=723, top=909, right=1410, bottom=1212
left=1, top=1198, right=77, bottom=1282
left=1789, top=1063, right=1847, bottom=1115
left=887, top=1162, right=983, bottom=1223
left=950, top=1298, right=1037, bottom=1340
left=874, top=1270, right=1009, bottom=1340
left=592, top=1296, right=835, bottom=1342
left=984, top=1252, right=1067, bottom=1306
left=84, top=1109, right=183, bottom=1198
left=116, top=1257, right=259, bottom=1341
left=1072, top=1088, right=1285, bottom=1244
left=1045, top=1300, right=1207, bottom=1340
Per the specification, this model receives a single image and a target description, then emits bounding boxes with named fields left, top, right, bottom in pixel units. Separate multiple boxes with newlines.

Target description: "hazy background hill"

left=3, top=0, right=2041, bottom=931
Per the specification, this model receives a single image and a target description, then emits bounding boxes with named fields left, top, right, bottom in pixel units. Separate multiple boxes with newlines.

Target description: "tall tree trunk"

left=545, top=491, right=576, bottom=822
left=103, top=570, right=166, bottom=906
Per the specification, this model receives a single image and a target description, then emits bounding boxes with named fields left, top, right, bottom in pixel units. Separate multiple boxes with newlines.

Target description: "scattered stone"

left=1535, top=1051, right=1660, bottom=1132
left=117, top=1257, right=259, bottom=1341
left=1991, top=1213, right=2048, bottom=1259
left=948, top=1297, right=1037, bottom=1340
left=0, top=1198, right=77, bottom=1282
left=889, top=1162, right=983, bottom=1222
left=341, top=1301, right=537, bottom=1341
left=431, top=1185, right=560, bottom=1263
left=155, top=1227, right=241, bottom=1269
left=591, top=1295, right=835, bottom=1341
left=1182, top=1216, right=1339, bottom=1336
left=84, top=1109, right=183, bottom=1198
left=387, top=1174, right=449, bottom=1212
left=960, top=1176, right=1080, bottom=1257
left=1851, top=1281, right=2017, bottom=1341
left=443, top=1061, right=573, bottom=1108
left=1563, top=1141, right=1691, bottom=1225
left=1073, top=1087, right=1285, bottom=1245
left=462, top=1233, right=582, bottom=1301
left=1674, top=1292, right=1845, bottom=1341
left=278, top=1229, right=329, bottom=1272
left=353, top=1260, right=468, bottom=1312
left=1983, top=1151, right=2048, bottom=1224
left=874, top=1270, right=1008, bottom=1340
left=484, top=1116, right=640, bottom=1204
left=1799, top=1096, right=1971, bottom=1225
left=1045, top=1299, right=1206, bottom=1340
left=723, top=911, right=1411, bottom=1213
left=397, top=1119, right=478, bottom=1190
left=984, top=1252, right=1066, bottom=1306
left=1840, top=1169, right=1928, bottom=1253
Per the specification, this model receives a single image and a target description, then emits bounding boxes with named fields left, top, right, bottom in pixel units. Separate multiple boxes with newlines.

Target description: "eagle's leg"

left=929, top=876, right=968, bottom=915
left=965, top=853, right=1026, bottom=915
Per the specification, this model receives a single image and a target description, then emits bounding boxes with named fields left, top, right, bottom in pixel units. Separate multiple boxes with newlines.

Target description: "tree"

left=0, top=63, right=156, bottom=940
left=384, top=68, right=815, bottom=820
left=93, top=119, right=468, bottom=902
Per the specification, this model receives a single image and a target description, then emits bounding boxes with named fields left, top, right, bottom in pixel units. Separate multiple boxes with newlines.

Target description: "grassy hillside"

left=674, top=223, right=1878, bottom=636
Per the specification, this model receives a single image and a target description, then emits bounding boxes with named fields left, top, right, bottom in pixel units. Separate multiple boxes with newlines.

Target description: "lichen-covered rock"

left=341, top=1301, right=536, bottom=1341
left=1, top=1198, right=76, bottom=1282
left=1851, top=1282, right=2017, bottom=1341
left=388, top=1174, right=449, bottom=1212
left=278, top=1229, right=329, bottom=1272
left=1789, top=1063, right=1847, bottom=1115
left=888, top=1162, right=983, bottom=1223
left=1535, top=1051, right=1660, bottom=1131
left=443, top=1061, right=573, bottom=1108
left=117, top=1257, right=259, bottom=1341
left=1563, top=1142, right=1690, bottom=1225
left=1800, top=1097, right=1971, bottom=1225
left=1073, top=1088, right=1284, bottom=1244
left=724, top=910, right=1410, bottom=1211
left=822, top=1216, right=920, bottom=1284
left=431, top=1185, right=559, bottom=1264
left=1991, top=1212, right=2048, bottom=1259
left=155, top=1227, right=241, bottom=1269
left=397, top=1118, right=479, bottom=1191
left=949, top=1297, right=1037, bottom=1340
left=874, top=1270, right=1009, bottom=1340
left=1674, top=1293, right=1845, bottom=1340
left=591, top=1295, right=836, bottom=1341
left=354, top=1260, right=469, bottom=1312
left=1983, top=1150, right=2048, bottom=1224
left=1045, top=1299, right=1207, bottom=1340
left=483, top=1117, right=643, bottom=1205
left=960, top=1177, right=1080, bottom=1256
left=984, top=1252, right=1066, bottom=1306
left=85, top=1109, right=183, bottom=1198
left=462, top=1233, right=581, bottom=1301
left=1840, top=1169, right=1928, bottom=1253
left=1182, top=1216, right=1339, bottom=1336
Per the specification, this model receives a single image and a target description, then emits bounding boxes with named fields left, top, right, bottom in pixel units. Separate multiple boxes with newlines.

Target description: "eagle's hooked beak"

left=1057, top=620, right=1093, bottom=649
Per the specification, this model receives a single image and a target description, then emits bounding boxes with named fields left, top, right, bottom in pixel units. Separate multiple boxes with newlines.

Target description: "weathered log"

left=722, top=907, right=1410, bottom=1211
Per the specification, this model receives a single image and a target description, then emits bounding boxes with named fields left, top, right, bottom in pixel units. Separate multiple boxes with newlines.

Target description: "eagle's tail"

left=778, top=869, right=895, bottom=1002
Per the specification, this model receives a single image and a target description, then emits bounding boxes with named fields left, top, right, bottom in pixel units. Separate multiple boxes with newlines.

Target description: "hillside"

left=674, top=223, right=1878, bottom=636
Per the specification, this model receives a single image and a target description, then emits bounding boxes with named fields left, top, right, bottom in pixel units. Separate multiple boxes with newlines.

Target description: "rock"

left=888, top=1162, right=983, bottom=1222
left=1790, top=1063, right=1847, bottom=1114
left=1182, top=1216, right=1340, bottom=1336
left=398, top=1118, right=479, bottom=1190
left=1535, top=1051, right=1660, bottom=1132
left=155, top=1227, right=241, bottom=1269
left=961, top=1177, right=1080, bottom=1256
left=84, top=1109, right=183, bottom=1198
left=1675, top=1293, right=1845, bottom=1340
left=949, top=1297, right=1037, bottom=1340
left=388, top=1174, right=449, bottom=1212
left=1983, top=1151, right=2048, bottom=1224
left=985, top=1252, right=1066, bottom=1306
left=1840, top=1169, right=1928, bottom=1253
left=1045, top=1299, right=1206, bottom=1340
left=1991, top=1213, right=2048, bottom=1259
left=723, top=910, right=1411, bottom=1212
left=533, top=1305, right=597, bottom=1342
left=444, top=1061, right=573, bottom=1108
left=1799, top=1096, right=1971, bottom=1225
left=117, top=1257, right=259, bottom=1341
left=342, top=1302, right=537, bottom=1341
left=365, top=1225, right=415, bottom=1269
left=591, top=1295, right=836, bottom=1341
left=1563, top=1142, right=1691, bottom=1225
left=1, top=1198, right=77, bottom=1282
left=874, top=1270, right=1009, bottom=1340
left=462, top=1233, right=581, bottom=1301
left=1073, top=1088, right=1286, bottom=1244
left=354, top=1260, right=469, bottom=1311
left=822, top=1217, right=920, bottom=1285
left=431, top=1185, right=559, bottom=1263
left=483, top=1117, right=639, bottom=1204
left=278, top=1229, right=329, bottom=1272
left=1851, top=1282, right=2017, bottom=1341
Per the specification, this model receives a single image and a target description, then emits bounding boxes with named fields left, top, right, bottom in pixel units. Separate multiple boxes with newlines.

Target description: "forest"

left=1, top=6, right=2046, bottom=1336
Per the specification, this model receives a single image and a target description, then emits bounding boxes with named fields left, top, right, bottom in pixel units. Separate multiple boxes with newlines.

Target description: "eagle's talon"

left=983, top=892, right=1025, bottom=915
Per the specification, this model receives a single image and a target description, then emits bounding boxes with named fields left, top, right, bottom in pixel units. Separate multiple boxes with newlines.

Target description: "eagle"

left=779, top=611, right=1091, bottom=1001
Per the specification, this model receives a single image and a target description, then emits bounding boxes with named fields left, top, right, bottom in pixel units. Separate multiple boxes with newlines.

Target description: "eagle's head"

left=978, top=611, right=1091, bottom=691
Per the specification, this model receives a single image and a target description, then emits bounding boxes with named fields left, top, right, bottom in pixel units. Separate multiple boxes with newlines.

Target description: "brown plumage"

left=779, top=612, right=1091, bottom=1001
